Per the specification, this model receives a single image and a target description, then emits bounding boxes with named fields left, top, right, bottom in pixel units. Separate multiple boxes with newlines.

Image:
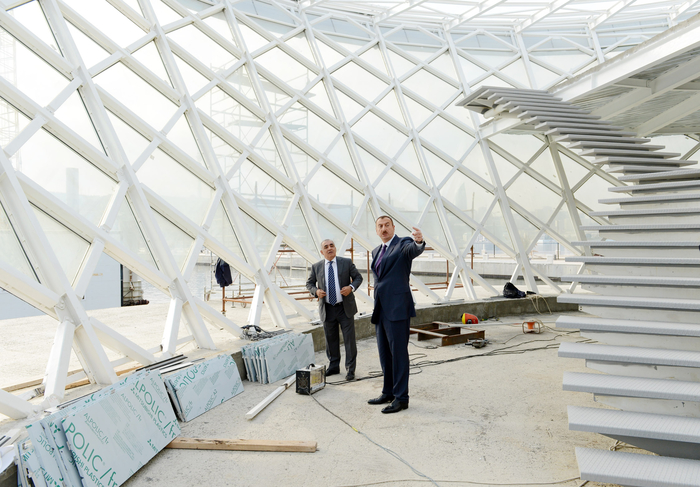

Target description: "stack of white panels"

left=242, top=333, right=315, bottom=384
left=163, top=354, right=244, bottom=422
left=22, top=370, right=180, bottom=487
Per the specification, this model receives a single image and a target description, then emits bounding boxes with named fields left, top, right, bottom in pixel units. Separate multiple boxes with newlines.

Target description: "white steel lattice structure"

left=1, top=0, right=700, bottom=419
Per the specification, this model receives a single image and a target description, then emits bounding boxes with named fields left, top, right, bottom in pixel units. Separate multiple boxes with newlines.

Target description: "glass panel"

left=422, top=202, right=448, bottom=249
left=203, top=14, right=236, bottom=47
left=209, top=203, right=245, bottom=262
left=241, top=211, right=276, bottom=257
left=325, top=34, right=366, bottom=54
left=315, top=211, right=346, bottom=252
left=168, top=114, right=205, bottom=167
left=168, top=25, right=237, bottom=71
left=387, top=49, right=415, bottom=77
left=226, top=65, right=259, bottom=106
left=285, top=33, right=315, bottom=63
left=420, top=116, right=473, bottom=161
left=491, top=133, right=543, bottom=163
left=252, top=18, right=293, bottom=38
left=445, top=211, right=474, bottom=252
left=374, top=170, right=429, bottom=222
left=456, top=55, right=486, bottom=83
left=288, top=204, right=315, bottom=252
left=54, top=90, right=104, bottom=153
left=333, top=62, right=387, bottom=102
left=404, top=95, right=433, bottom=127
left=336, top=90, right=364, bottom=121
left=550, top=204, right=578, bottom=243
left=483, top=203, right=512, bottom=249
left=376, top=90, right=405, bottom=125
left=469, top=50, right=514, bottom=69
left=512, top=210, right=540, bottom=249
left=256, top=47, right=313, bottom=91
left=429, top=53, right=458, bottom=81
left=491, top=151, right=519, bottom=184
left=307, top=166, right=362, bottom=225
left=132, top=42, right=171, bottom=87
left=529, top=148, right=558, bottom=185
left=66, top=22, right=109, bottom=68
left=111, top=198, right=157, bottom=267
left=62, top=0, right=145, bottom=47
left=396, top=44, right=440, bottom=62
left=650, top=135, right=699, bottom=158
left=359, top=46, right=387, bottom=76
left=395, top=143, right=425, bottom=183
left=531, top=51, right=592, bottom=73
left=11, top=1, right=58, bottom=51
left=307, top=81, right=334, bottom=116
left=402, top=69, right=457, bottom=108
left=230, top=159, right=292, bottom=222
left=440, top=170, right=493, bottom=223
left=357, top=146, right=386, bottom=183
left=151, top=0, right=181, bottom=24
left=354, top=203, right=375, bottom=242
left=137, top=149, right=214, bottom=224
left=239, top=23, right=269, bottom=52
left=560, top=152, right=590, bottom=188
left=279, top=102, right=339, bottom=153
left=506, top=173, right=560, bottom=223
left=530, top=62, right=560, bottom=88
left=575, top=175, right=612, bottom=212
left=32, top=205, right=90, bottom=284
left=0, top=201, right=35, bottom=279
left=260, top=75, right=291, bottom=114
left=283, top=138, right=317, bottom=179
left=18, top=129, right=116, bottom=225
left=106, top=110, right=150, bottom=164
left=327, top=138, right=358, bottom=180
left=471, top=75, right=513, bottom=90
left=173, top=54, right=210, bottom=94
left=196, top=86, right=263, bottom=146
left=423, top=149, right=453, bottom=186
left=500, top=59, right=530, bottom=87
left=205, top=127, right=240, bottom=176
left=94, top=62, right=178, bottom=129
left=0, top=28, right=70, bottom=107
left=317, top=40, right=345, bottom=66
left=462, top=146, right=490, bottom=181
left=253, top=129, right=285, bottom=173
left=353, top=111, right=406, bottom=158
left=0, top=98, right=30, bottom=149
left=152, top=210, right=194, bottom=272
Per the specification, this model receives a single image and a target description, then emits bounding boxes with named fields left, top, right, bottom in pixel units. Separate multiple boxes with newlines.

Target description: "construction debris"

left=164, top=354, right=244, bottom=422
left=166, top=437, right=317, bottom=453
left=245, top=375, right=296, bottom=420
left=242, top=333, right=314, bottom=384
left=410, top=322, right=485, bottom=346
left=23, top=370, right=180, bottom=487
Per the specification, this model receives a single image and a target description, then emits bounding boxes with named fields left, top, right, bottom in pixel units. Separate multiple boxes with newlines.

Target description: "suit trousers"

left=323, top=302, right=357, bottom=374
left=375, top=314, right=410, bottom=403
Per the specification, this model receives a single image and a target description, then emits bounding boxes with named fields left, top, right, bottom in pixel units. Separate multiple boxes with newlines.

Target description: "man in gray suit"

left=306, top=239, right=363, bottom=381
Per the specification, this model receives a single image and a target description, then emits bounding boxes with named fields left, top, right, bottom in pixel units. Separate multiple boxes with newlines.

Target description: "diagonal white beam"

left=375, top=0, right=430, bottom=23
left=636, top=91, right=700, bottom=135
left=670, top=0, right=700, bottom=21
left=588, top=0, right=636, bottom=30
left=515, top=0, right=576, bottom=33
left=444, top=0, right=508, bottom=31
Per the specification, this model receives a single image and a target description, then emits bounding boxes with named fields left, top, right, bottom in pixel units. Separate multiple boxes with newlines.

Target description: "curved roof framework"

left=1, top=0, right=699, bottom=419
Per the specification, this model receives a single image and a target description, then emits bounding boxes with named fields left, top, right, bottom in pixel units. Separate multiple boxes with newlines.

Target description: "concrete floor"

left=1, top=295, right=627, bottom=487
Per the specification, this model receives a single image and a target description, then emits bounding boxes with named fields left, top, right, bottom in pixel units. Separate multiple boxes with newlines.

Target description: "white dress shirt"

left=324, top=257, right=343, bottom=304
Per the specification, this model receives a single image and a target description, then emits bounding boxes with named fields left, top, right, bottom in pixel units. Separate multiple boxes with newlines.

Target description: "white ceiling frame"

left=515, top=0, right=576, bottom=33
left=635, top=91, right=700, bottom=135
left=670, top=0, right=700, bottom=21
left=443, top=0, right=510, bottom=31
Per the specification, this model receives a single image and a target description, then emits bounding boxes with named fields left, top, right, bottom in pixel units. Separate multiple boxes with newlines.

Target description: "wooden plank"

left=166, top=438, right=317, bottom=452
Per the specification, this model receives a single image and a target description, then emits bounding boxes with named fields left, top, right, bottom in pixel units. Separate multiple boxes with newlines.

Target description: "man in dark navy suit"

left=368, top=215, right=425, bottom=413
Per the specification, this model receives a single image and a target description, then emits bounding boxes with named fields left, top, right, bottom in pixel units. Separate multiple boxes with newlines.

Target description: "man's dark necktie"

left=327, top=261, right=337, bottom=305
left=376, top=244, right=387, bottom=274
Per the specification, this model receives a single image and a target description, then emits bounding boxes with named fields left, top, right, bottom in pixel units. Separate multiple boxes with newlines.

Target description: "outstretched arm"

left=403, top=227, right=426, bottom=259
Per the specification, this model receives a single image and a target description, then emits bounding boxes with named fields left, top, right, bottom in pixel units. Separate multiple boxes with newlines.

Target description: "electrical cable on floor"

left=311, top=394, right=442, bottom=487
left=333, top=475, right=582, bottom=486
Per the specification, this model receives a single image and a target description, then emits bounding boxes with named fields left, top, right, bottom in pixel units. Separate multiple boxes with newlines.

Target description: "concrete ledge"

left=229, top=295, right=576, bottom=379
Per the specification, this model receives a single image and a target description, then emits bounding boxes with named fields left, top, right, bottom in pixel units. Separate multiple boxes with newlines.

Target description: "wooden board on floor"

left=166, top=438, right=317, bottom=453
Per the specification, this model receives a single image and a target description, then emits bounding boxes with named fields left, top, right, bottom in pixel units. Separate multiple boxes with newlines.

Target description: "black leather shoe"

left=381, top=400, right=409, bottom=414
left=367, top=393, right=394, bottom=405
left=345, top=372, right=355, bottom=381
left=326, top=369, right=340, bottom=376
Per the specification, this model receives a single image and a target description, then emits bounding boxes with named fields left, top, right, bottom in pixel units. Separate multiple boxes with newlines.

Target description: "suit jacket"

left=371, top=236, right=425, bottom=324
left=306, top=256, right=363, bottom=322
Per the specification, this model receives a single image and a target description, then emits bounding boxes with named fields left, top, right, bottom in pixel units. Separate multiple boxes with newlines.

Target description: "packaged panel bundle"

left=24, top=370, right=180, bottom=487
left=241, top=333, right=315, bottom=384
left=163, top=353, right=244, bottom=422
